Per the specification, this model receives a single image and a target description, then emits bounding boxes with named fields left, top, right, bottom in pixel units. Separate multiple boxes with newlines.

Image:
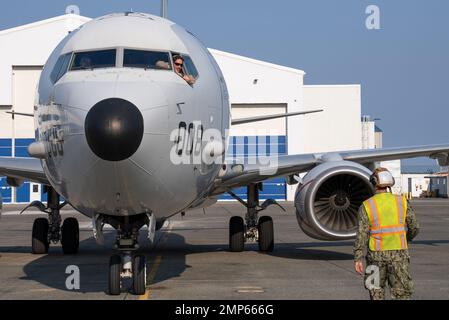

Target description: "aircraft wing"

left=0, top=157, right=48, bottom=184
left=212, top=143, right=449, bottom=194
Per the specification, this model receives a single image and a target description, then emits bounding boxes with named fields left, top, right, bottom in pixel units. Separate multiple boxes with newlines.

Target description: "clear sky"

left=1, top=0, right=448, bottom=166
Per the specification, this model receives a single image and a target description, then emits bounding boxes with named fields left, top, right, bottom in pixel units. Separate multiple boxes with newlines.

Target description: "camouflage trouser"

left=364, top=254, right=414, bottom=300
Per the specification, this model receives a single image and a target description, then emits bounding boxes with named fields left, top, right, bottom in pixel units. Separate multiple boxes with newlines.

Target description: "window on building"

left=123, top=49, right=172, bottom=70
left=70, top=49, right=117, bottom=71
left=50, top=52, right=72, bottom=83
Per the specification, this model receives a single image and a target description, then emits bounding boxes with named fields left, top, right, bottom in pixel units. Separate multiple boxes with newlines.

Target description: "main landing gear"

left=227, top=183, right=285, bottom=253
left=25, top=187, right=79, bottom=255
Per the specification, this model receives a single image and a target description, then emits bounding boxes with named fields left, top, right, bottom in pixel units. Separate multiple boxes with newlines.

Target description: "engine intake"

left=295, top=161, right=374, bottom=240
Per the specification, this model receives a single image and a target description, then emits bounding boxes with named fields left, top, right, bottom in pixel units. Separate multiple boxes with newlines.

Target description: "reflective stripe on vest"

left=363, top=193, right=408, bottom=251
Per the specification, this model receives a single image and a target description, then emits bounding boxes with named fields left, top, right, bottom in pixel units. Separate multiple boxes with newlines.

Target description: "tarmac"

left=0, top=200, right=448, bottom=300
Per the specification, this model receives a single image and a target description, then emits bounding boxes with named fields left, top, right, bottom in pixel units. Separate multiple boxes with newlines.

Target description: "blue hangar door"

left=0, top=138, right=39, bottom=203
left=220, top=135, right=287, bottom=201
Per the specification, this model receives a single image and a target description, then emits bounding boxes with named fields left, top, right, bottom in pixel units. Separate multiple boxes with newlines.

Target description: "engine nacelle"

left=295, top=161, right=374, bottom=241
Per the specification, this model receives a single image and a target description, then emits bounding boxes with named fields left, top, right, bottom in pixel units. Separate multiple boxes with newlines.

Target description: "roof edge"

left=208, top=48, right=305, bottom=76
left=0, top=14, right=91, bottom=36
left=303, top=84, right=361, bottom=88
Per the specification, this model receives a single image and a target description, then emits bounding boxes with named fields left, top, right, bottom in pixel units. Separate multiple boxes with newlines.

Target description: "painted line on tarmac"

left=1, top=212, right=46, bottom=216
left=139, top=255, right=162, bottom=300
left=236, top=286, right=265, bottom=293
left=139, top=222, right=173, bottom=300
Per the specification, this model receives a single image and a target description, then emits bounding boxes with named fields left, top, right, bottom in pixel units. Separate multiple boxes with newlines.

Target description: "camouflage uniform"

left=353, top=198, right=420, bottom=300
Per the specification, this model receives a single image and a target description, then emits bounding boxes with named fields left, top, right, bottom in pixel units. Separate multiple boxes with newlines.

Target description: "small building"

left=427, top=172, right=448, bottom=198
left=401, top=173, right=431, bottom=198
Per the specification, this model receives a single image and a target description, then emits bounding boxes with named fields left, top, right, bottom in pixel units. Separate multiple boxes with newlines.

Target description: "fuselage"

left=35, top=13, right=230, bottom=219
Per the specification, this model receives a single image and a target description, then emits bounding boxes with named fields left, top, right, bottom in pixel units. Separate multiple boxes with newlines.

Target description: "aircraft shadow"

left=264, top=240, right=356, bottom=261
left=3, top=228, right=449, bottom=295
left=11, top=230, right=190, bottom=294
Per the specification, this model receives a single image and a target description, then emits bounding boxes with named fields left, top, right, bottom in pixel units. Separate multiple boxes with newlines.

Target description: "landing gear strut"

left=29, top=187, right=79, bottom=254
left=103, top=213, right=151, bottom=295
left=227, top=184, right=282, bottom=253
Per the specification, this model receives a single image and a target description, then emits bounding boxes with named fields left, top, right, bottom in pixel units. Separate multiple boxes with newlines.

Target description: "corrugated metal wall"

left=220, top=135, right=287, bottom=200
left=0, top=138, right=39, bottom=203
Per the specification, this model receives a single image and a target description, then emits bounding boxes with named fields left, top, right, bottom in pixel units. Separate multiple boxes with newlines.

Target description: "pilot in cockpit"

left=173, top=55, right=195, bottom=85
left=79, top=56, right=92, bottom=69
left=155, top=60, right=170, bottom=70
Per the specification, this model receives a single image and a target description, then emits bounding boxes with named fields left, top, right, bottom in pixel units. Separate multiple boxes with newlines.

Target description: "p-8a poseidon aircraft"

left=1, top=12, right=449, bottom=295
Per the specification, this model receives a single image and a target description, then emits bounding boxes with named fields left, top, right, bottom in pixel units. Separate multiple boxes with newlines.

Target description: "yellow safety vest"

left=362, top=193, right=408, bottom=251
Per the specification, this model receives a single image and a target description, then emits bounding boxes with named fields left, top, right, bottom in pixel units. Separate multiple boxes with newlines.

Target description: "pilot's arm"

left=183, top=74, right=195, bottom=85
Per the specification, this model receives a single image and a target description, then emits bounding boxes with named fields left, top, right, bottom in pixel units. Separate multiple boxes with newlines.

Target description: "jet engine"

left=295, top=161, right=374, bottom=240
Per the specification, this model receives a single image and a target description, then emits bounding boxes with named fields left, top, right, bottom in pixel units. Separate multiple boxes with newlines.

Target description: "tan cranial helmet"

left=369, top=167, right=395, bottom=188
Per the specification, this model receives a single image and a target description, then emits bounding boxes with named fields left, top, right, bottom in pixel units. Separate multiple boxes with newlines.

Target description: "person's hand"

left=354, top=260, right=364, bottom=275
left=183, top=75, right=195, bottom=85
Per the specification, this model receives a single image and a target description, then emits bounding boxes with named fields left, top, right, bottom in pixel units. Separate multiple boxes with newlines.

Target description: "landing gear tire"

left=132, top=254, right=147, bottom=295
left=258, top=216, right=274, bottom=252
left=32, top=218, right=49, bottom=254
left=61, top=217, right=79, bottom=254
left=108, top=254, right=122, bottom=295
left=229, top=216, right=244, bottom=252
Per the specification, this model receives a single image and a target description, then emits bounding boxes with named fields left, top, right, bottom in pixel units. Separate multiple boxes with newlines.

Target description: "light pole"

left=161, top=0, right=168, bottom=18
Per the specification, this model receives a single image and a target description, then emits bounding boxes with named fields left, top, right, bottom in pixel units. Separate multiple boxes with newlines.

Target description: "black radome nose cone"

left=85, top=98, right=144, bottom=161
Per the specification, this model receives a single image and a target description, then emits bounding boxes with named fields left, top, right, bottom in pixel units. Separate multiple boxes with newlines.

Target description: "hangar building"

left=0, top=14, right=363, bottom=203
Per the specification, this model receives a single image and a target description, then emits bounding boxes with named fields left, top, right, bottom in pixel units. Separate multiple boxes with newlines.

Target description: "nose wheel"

left=108, top=252, right=147, bottom=295
left=108, top=255, right=122, bottom=295
left=132, top=254, right=147, bottom=295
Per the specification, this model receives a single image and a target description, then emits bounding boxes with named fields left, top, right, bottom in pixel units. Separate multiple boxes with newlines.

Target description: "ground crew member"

left=354, top=167, right=420, bottom=300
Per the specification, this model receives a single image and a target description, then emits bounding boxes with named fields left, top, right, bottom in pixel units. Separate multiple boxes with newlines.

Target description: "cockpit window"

left=182, top=56, right=199, bottom=80
left=123, top=49, right=172, bottom=70
left=171, top=53, right=199, bottom=85
left=70, top=49, right=117, bottom=71
left=50, top=52, right=72, bottom=84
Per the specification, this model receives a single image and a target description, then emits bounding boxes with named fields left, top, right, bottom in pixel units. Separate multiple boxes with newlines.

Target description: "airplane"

left=1, top=12, right=448, bottom=295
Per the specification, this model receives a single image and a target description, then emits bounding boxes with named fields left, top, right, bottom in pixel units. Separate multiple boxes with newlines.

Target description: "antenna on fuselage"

left=161, top=0, right=168, bottom=18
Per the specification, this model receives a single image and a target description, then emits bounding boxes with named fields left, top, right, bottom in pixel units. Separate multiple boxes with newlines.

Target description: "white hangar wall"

left=209, top=49, right=305, bottom=155
left=302, top=85, right=362, bottom=153
left=0, top=14, right=90, bottom=107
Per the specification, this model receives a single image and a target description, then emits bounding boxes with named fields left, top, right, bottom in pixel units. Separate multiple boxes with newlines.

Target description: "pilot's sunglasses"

left=175, top=63, right=183, bottom=66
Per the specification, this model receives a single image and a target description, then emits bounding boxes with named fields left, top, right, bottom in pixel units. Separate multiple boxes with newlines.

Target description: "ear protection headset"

left=370, top=167, right=395, bottom=188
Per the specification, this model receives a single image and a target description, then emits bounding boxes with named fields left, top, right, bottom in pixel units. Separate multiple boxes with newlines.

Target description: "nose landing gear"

left=102, top=213, right=151, bottom=295
left=108, top=251, right=147, bottom=296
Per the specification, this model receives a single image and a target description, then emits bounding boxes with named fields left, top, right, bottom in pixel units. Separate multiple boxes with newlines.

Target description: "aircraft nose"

left=85, top=98, right=144, bottom=161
